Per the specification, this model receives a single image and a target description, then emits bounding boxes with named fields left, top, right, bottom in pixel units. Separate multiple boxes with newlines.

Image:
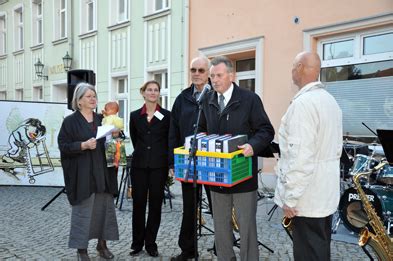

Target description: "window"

left=0, top=91, right=6, bottom=100
left=53, top=0, right=66, bottom=40
left=113, top=77, right=129, bottom=133
left=15, top=89, right=23, bottom=100
left=318, top=29, right=393, bottom=136
left=60, top=0, right=66, bottom=38
left=32, top=0, right=43, bottom=45
left=199, top=37, right=264, bottom=96
left=153, top=72, right=168, bottom=109
left=155, top=0, right=169, bottom=11
left=14, top=7, right=23, bottom=50
left=118, top=0, right=128, bottom=22
left=118, top=78, right=126, bottom=94
left=0, top=15, right=5, bottom=55
left=80, top=0, right=96, bottom=33
left=52, top=83, right=67, bottom=102
left=323, top=39, right=353, bottom=60
left=146, top=0, right=169, bottom=14
left=236, top=58, right=256, bottom=92
left=87, top=1, right=94, bottom=31
left=33, top=86, right=43, bottom=101
left=321, top=60, right=393, bottom=82
left=109, top=0, right=129, bottom=25
left=363, top=32, right=393, bottom=55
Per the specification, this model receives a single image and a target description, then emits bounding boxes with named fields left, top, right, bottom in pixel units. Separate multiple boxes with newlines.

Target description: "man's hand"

left=169, top=168, right=174, bottom=177
left=283, top=204, right=298, bottom=218
left=238, top=143, right=254, bottom=157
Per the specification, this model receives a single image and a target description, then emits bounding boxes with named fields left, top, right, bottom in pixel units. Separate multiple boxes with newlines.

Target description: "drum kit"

left=336, top=142, right=393, bottom=236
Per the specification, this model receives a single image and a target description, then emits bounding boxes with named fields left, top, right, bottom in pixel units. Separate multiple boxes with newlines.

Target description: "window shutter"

left=325, top=76, right=393, bottom=136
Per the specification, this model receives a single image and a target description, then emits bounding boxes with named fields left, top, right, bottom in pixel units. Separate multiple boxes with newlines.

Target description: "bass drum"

left=338, top=186, right=389, bottom=234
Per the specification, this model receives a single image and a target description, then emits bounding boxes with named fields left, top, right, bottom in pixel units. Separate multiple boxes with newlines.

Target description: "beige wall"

left=188, top=1, right=392, bottom=172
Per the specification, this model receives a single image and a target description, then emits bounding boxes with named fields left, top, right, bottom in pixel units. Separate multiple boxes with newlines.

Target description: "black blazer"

left=58, top=111, right=118, bottom=205
left=200, top=84, right=275, bottom=194
left=130, top=106, right=170, bottom=169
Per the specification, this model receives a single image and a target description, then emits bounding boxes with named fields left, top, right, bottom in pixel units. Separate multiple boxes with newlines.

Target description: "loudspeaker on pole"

left=67, top=69, right=96, bottom=110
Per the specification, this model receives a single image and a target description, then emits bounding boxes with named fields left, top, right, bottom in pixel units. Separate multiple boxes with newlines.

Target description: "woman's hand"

left=82, top=138, right=97, bottom=150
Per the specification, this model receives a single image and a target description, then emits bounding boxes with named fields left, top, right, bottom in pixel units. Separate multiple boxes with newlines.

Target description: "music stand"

left=377, top=129, right=393, bottom=165
left=116, top=155, right=132, bottom=210
left=258, top=142, right=280, bottom=219
left=41, top=187, right=66, bottom=211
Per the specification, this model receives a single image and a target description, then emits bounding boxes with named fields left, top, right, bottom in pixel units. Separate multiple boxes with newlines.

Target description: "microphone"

left=196, top=84, right=211, bottom=104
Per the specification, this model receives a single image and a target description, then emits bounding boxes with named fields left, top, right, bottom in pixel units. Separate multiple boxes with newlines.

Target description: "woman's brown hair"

left=140, top=80, right=161, bottom=94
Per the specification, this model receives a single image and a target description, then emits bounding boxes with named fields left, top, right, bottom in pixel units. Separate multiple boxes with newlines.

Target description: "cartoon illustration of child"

left=101, top=101, right=127, bottom=167
left=1, top=118, right=46, bottom=164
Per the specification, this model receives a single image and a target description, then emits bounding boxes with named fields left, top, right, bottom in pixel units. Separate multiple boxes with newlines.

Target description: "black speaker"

left=67, top=69, right=96, bottom=110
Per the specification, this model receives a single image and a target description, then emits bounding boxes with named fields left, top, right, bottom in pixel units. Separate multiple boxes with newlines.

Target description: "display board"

left=0, top=101, right=70, bottom=186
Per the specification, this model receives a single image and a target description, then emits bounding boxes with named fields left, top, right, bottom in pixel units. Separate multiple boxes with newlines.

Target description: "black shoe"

left=170, top=252, right=195, bottom=261
left=129, top=249, right=142, bottom=256
left=147, top=249, right=159, bottom=257
left=96, top=240, right=114, bottom=259
left=77, top=249, right=91, bottom=261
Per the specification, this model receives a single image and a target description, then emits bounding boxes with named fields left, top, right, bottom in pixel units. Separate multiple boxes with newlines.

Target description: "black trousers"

left=178, top=182, right=212, bottom=254
left=293, top=215, right=333, bottom=261
left=131, top=167, right=168, bottom=252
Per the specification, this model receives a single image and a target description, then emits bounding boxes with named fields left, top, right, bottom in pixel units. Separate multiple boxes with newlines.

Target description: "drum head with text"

left=338, top=187, right=382, bottom=234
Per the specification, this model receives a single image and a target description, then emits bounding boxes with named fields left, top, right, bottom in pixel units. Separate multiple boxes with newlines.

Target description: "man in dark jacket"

left=169, top=56, right=212, bottom=261
left=200, top=56, right=274, bottom=260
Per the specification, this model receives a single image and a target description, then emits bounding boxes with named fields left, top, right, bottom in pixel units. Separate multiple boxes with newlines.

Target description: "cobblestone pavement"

left=0, top=183, right=372, bottom=260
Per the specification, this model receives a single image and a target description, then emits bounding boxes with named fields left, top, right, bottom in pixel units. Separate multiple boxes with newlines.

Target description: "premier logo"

left=348, top=193, right=374, bottom=202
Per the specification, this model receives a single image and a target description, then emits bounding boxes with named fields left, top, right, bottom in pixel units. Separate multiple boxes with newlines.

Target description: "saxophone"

left=282, top=216, right=293, bottom=240
left=353, top=163, right=393, bottom=261
left=232, top=207, right=239, bottom=232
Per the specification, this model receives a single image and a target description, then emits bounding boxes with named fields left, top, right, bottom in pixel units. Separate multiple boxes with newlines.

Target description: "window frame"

left=0, top=91, right=6, bottom=100
left=59, top=0, right=66, bottom=38
left=14, top=5, right=24, bottom=51
left=318, top=28, right=393, bottom=68
left=118, top=0, right=128, bottom=23
left=79, top=0, right=96, bottom=35
left=32, top=0, right=43, bottom=45
left=15, top=88, right=23, bottom=101
left=154, top=0, right=169, bottom=12
left=0, top=13, right=6, bottom=55
left=151, top=71, right=169, bottom=109
left=53, top=0, right=67, bottom=41
left=33, top=85, right=43, bottom=101
left=112, top=77, right=129, bottom=135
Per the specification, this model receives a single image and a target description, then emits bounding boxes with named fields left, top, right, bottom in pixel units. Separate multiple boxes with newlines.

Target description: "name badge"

left=154, top=111, right=164, bottom=120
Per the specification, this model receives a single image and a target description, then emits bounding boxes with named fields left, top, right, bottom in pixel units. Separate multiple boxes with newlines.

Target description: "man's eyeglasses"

left=190, top=68, right=206, bottom=74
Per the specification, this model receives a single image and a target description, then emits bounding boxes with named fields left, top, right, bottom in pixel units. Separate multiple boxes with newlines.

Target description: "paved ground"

left=0, top=181, right=374, bottom=260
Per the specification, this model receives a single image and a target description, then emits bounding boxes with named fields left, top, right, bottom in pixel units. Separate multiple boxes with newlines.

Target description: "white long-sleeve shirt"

left=274, top=81, right=343, bottom=218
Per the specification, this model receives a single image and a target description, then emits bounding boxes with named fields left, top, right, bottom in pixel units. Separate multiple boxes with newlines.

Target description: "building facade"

left=1, top=0, right=392, bottom=173
left=0, top=0, right=187, bottom=135
left=187, top=1, right=392, bottom=171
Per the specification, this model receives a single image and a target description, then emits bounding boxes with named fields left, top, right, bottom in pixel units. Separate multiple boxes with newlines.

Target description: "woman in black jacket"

left=129, top=80, right=170, bottom=257
left=58, top=83, right=119, bottom=260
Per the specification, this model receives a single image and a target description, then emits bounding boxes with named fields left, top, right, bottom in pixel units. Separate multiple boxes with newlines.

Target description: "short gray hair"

left=71, top=82, right=96, bottom=111
left=190, top=56, right=211, bottom=69
left=211, top=56, right=234, bottom=73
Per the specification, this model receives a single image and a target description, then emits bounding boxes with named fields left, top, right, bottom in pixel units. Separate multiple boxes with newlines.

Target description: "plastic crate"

left=174, top=147, right=252, bottom=187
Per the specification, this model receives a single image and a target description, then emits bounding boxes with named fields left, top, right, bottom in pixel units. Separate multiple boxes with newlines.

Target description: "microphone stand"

left=184, top=102, right=204, bottom=261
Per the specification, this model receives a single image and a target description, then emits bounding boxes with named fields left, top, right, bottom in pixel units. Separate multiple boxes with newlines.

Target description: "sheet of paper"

left=96, top=125, right=116, bottom=139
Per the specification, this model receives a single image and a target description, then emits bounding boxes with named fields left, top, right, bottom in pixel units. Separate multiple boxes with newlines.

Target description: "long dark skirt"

left=69, top=193, right=119, bottom=249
